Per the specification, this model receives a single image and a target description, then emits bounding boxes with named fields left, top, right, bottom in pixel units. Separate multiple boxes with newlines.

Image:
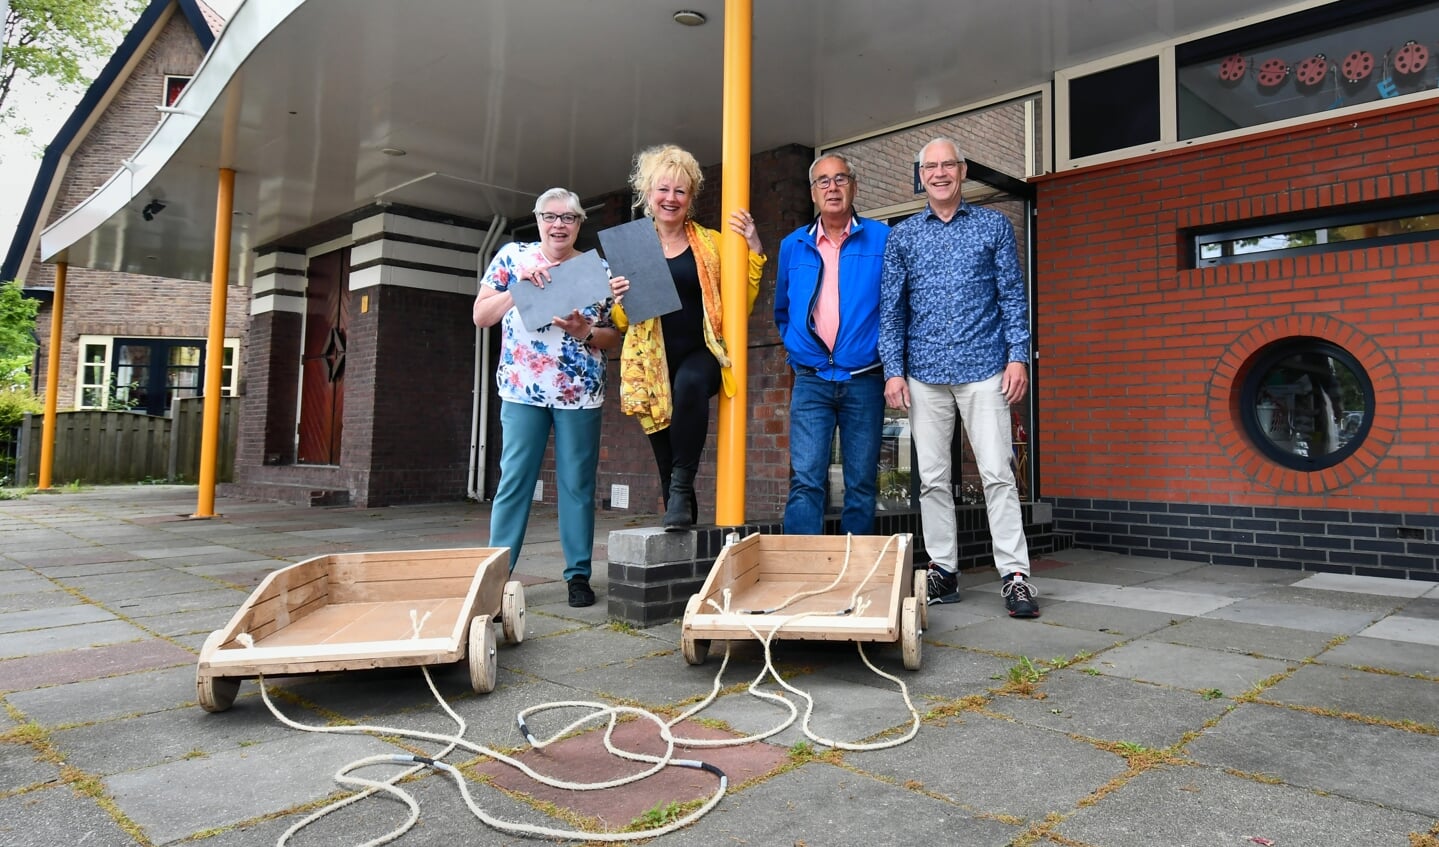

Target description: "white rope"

left=669, top=533, right=922, bottom=752
left=236, top=618, right=727, bottom=844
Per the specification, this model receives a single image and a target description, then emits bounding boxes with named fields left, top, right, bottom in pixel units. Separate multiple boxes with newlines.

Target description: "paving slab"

left=989, top=668, right=1231, bottom=748
left=565, top=647, right=732, bottom=709
left=0, top=741, right=61, bottom=793
left=0, top=586, right=93, bottom=615
left=1187, top=703, right=1439, bottom=817
left=851, top=712, right=1128, bottom=821
left=1056, top=762, right=1436, bottom=847
left=104, top=731, right=388, bottom=845
left=1399, top=596, right=1439, bottom=620
left=0, top=784, right=136, bottom=847
left=493, top=624, right=668, bottom=678
left=0, top=569, right=63, bottom=593
left=823, top=641, right=1016, bottom=701
left=1315, top=634, right=1439, bottom=676
left=687, top=670, right=922, bottom=748
left=928, top=615, right=1123, bottom=661
left=1152, top=615, right=1337, bottom=661
left=6, top=665, right=199, bottom=727
left=661, top=760, right=1019, bottom=847
left=0, top=638, right=194, bottom=691
left=1016, top=599, right=1180, bottom=638
left=1201, top=596, right=1380, bottom=634
left=24, top=559, right=163, bottom=579
left=1089, top=640, right=1292, bottom=695
left=104, top=586, right=246, bottom=618
left=128, top=606, right=235, bottom=638
left=1292, top=571, right=1435, bottom=597
left=0, top=603, right=116, bottom=634
left=1259, top=662, right=1439, bottom=727
left=1357, top=614, right=1439, bottom=647
left=0, top=619, right=150, bottom=660
left=54, top=570, right=229, bottom=602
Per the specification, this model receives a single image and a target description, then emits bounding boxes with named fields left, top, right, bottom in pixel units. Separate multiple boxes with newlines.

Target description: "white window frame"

left=162, top=74, right=192, bottom=107
left=1056, top=0, right=1439, bottom=171
left=75, top=334, right=240, bottom=411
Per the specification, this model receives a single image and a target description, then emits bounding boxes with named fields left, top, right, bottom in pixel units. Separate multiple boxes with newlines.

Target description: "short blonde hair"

left=629, top=144, right=704, bottom=218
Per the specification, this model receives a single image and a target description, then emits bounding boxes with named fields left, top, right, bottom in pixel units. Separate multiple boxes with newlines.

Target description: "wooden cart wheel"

left=912, top=569, right=928, bottom=630
left=468, top=614, right=498, bottom=694
left=681, top=595, right=710, bottom=665
left=901, top=597, right=922, bottom=671
left=196, top=630, right=240, bottom=712
left=500, top=580, right=526, bottom=645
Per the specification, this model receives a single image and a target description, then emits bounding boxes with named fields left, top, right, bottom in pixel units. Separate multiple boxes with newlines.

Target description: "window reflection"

left=1247, top=342, right=1372, bottom=468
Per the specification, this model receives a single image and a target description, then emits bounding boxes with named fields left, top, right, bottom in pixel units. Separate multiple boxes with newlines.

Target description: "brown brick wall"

left=234, top=308, right=302, bottom=470
left=1035, top=97, right=1439, bottom=514
left=29, top=14, right=245, bottom=409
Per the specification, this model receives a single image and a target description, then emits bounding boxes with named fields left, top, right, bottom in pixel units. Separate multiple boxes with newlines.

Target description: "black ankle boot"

left=664, top=467, right=696, bottom=530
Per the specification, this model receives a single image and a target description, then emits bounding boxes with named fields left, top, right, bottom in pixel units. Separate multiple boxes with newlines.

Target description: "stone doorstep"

left=218, top=481, right=350, bottom=507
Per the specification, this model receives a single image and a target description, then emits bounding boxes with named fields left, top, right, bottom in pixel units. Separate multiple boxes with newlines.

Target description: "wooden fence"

left=11, top=397, right=237, bottom=486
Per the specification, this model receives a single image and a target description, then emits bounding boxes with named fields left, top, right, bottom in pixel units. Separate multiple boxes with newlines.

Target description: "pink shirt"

left=813, top=225, right=848, bottom=351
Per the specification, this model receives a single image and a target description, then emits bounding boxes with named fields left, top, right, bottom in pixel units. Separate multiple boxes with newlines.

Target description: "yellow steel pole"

left=715, top=0, right=752, bottom=526
left=193, top=167, right=235, bottom=518
left=37, top=262, right=66, bottom=490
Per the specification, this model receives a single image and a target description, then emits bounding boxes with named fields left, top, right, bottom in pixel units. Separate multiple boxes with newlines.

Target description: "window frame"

left=1239, top=337, right=1375, bottom=472
left=74, top=334, right=240, bottom=413
left=1191, top=195, right=1439, bottom=268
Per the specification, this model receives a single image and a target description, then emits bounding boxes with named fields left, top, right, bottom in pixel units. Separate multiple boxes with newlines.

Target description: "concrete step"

left=217, top=481, right=351, bottom=507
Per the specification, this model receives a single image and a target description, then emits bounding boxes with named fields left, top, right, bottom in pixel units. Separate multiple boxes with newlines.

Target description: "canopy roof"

left=40, top=0, right=1300, bottom=282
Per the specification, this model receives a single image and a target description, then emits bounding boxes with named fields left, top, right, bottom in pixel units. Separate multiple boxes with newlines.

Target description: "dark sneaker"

left=926, top=565, right=962, bottom=605
left=567, top=577, right=596, bottom=608
left=1002, top=572, right=1040, bottom=618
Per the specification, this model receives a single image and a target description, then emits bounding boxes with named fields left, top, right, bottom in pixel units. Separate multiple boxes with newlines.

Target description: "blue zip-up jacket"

left=774, top=214, right=890, bottom=381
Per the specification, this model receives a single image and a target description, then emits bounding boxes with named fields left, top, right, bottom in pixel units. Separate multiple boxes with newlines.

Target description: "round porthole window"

left=1240, top=338, right=1374, bottom=471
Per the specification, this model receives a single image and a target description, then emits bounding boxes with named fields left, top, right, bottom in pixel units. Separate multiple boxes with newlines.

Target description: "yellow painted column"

left=193, top=167, right=235, bottom=518
left=37, top=262, right=66, bottom=490
left=715, top=0, right=752, bottom=526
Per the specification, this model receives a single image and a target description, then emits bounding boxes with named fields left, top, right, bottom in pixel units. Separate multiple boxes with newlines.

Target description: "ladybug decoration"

left=1295, top=54, right=1329, bottom=88
left=1218, top=54, right=1248, bottom=83
left=1256, top=57, right=1289, bottom=89
left=1393, top=40, right=1429, bottom=77
left=1341, top=50, right=1374, bottom=83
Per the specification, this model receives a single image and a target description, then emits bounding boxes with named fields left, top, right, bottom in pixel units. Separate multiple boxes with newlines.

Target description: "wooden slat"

left=200, top=638, right=461, bottom=676
left=217, top=559, right=330, bottom=646
left=256, top=598, right=464, bottom=647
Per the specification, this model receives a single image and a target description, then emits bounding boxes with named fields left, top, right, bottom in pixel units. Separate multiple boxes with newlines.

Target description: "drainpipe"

left=468, top=215, right=508, bottom=501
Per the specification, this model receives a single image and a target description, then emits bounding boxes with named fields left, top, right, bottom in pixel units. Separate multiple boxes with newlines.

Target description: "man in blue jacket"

left=775, top=153, right=890, bottom=535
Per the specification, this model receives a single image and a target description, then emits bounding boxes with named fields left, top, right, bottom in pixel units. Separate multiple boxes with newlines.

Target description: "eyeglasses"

left=918, top=160, right=962, bottom=173
left=538, top=212, right=581, bottom=225
left=810, top=173, right=854, bottom=189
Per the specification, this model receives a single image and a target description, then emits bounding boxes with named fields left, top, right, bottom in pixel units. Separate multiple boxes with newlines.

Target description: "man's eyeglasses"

left=918, top=160, right=962, bottom=174
left=810, top=173, right=854, bottom=189
left=538, top=212, right=581, bottom=224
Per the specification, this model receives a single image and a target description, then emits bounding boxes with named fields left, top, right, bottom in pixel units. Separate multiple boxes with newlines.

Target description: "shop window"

left=1192, top=197, right=1439, bottom=267
left=1240, top=338, right=1374, bottom=471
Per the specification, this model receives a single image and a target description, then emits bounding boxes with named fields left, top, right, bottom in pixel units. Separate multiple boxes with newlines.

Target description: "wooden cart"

left=680, top=533, right=926, bottom=670
left=196, top=547, right=524, bottom=712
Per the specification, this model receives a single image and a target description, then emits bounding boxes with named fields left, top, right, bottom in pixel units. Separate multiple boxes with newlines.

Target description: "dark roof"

left=2, top=0, right=220, bottom=286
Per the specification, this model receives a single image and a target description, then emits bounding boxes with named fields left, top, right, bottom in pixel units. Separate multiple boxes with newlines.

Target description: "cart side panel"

left=223, top=559, right=331, bottom=646
left=692, top=533, right=764, bottom=612
left=327, top=549, right=501, bottom=604
left=750, top=535, right=907, bottom=585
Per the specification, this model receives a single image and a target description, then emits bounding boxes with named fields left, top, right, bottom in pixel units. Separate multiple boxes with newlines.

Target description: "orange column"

left=37, top=262, right=67, bottom=489
left=193, top=167, right=235, bottom=517
left=715, top=0, right=752, bottom=526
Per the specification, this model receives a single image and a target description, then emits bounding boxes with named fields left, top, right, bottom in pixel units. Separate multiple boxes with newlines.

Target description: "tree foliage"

left=0, top=280, right=40, bottom=389
left=1, top=0, right=141, bottom=138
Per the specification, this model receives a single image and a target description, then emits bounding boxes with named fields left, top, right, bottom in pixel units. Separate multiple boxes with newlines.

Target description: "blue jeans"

left=783, top=369, right=885, bottom=535
left=488, top=401, right=602, bottom=583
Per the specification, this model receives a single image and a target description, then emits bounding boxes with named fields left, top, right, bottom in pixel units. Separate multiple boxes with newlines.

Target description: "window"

left=1067, top=57, right=1161, bottom=159
left=1177, top=3, right=1439, bottom=140
left=163, top=75, right=191, bottom=107
left=75, top=335, right=239, bottom=415
left=1240, top=338, right=1374, bottom=471
left=1192, top=197, right=1439, bottom=267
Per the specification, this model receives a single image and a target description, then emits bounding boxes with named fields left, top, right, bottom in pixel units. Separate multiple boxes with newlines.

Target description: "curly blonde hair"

left=629, top=144, right=704, bottom=218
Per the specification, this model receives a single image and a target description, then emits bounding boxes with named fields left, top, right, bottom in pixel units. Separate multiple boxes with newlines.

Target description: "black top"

left=660, top=247, right=706, bottom=369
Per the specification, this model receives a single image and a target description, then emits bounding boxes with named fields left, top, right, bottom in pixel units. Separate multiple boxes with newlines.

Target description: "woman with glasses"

left=473, top=187, right=628, bottom=607
left=615, top=144, right=766, bottom=529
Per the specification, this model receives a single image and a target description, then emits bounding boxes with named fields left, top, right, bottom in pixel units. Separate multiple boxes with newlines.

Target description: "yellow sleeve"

left=612, top=301, right=629, bottom=332
left=746, top=251, right=766, bottom=316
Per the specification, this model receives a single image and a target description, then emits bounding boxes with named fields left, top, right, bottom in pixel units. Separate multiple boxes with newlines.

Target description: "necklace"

left=658, top=229, right=687, bottom=252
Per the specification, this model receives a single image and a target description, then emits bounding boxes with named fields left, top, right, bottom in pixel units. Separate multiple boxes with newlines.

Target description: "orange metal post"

left=715, top=0, right=753, bottom=526
left=193, top=167, right=235, bottom=517
left=37, top=262, right=67, bottom=490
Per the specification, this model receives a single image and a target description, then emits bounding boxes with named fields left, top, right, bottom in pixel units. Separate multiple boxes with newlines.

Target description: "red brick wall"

left=29, top=14, right=247, bottom=407
left=1035, top=98, right=1439, bottom=514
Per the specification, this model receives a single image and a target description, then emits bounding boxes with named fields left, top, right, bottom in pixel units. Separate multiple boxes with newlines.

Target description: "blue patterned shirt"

left=481, top=241, right=613, bottom=409
left=879, top=201, right=1030, bottom=385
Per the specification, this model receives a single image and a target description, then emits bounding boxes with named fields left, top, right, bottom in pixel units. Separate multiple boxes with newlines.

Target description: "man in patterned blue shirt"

left=878, top=137, right=1039, bottom=618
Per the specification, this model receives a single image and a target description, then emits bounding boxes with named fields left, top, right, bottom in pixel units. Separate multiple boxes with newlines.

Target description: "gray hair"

left=917, top=137, right=966, bottom=165
left=808, top=152, right=856, bottom=184
left=532, top=187, right=586, bottom=220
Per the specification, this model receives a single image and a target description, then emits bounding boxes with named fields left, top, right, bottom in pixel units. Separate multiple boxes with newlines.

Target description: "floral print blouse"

left=481, top=241, right=613, bottom=409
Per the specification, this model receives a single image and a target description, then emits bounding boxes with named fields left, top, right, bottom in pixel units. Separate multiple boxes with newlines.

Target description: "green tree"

left=1, top=0, right=141, bottom=139
left=0, top=280, right=39, bottom=389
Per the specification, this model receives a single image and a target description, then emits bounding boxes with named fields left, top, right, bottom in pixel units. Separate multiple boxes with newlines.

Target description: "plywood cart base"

left=680, top=533, right=925, bottom=670
left=196, top=547, right=524, bottom=712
